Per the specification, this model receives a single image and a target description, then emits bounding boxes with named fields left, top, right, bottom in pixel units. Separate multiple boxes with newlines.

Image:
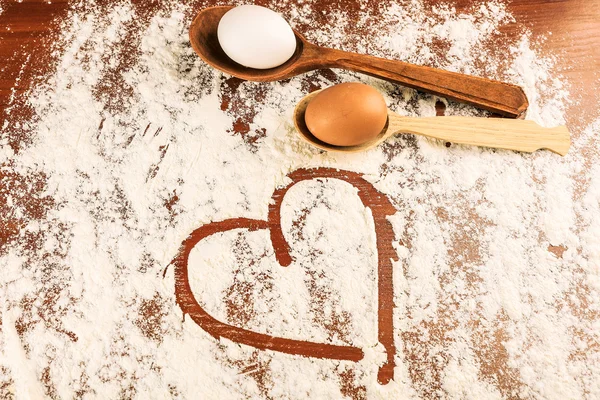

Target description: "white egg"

left=217, top=5, right=297, bottom=70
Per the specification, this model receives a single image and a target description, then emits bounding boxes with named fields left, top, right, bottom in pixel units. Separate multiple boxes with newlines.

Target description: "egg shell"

left=217, top=5, right=297, bottom=70
left=305, top=83, right=388, bottom=147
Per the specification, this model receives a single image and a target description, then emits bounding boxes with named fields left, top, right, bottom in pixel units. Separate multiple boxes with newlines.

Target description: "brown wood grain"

left=0, top=0, right=68, bottom=105
left=0, top=1, right=599, bottom=398
left=0, top=0, right=69, bottom=152
left=437, top=0, right=600, bottom=129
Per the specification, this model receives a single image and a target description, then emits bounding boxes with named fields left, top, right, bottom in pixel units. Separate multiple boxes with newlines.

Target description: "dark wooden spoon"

left=190, top=6, right=529, bottom=117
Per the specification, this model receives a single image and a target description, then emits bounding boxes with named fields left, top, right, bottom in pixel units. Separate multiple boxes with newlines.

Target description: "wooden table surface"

left=2, top=0, right=599, bottom=135
left=1, top=0, right=599, bottom=399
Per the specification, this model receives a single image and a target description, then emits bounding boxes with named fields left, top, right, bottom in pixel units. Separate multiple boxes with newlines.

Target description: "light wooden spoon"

left=293, top=91, right=571, bottom=155
left=190, top=6, right=528, bottom=117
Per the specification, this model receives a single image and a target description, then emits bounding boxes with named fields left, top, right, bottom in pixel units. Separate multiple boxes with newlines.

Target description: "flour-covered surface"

left=1, top=0, right=599, bottom=399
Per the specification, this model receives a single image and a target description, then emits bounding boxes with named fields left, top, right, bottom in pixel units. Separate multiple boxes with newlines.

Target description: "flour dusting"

left=0, top=0, right=598, bottom=399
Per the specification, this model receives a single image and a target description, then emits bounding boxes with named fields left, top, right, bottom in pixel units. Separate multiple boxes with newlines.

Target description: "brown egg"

left=304, top=82, right=388, bottom=147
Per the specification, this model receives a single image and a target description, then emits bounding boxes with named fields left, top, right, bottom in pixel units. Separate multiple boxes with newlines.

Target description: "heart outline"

left=173, top=167, right=397, bottom=384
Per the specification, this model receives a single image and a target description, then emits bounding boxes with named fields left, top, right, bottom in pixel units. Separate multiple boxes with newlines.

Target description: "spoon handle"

left=388, top=114, right=571, bottom=155
left=318, top=47, right=528, bottom=118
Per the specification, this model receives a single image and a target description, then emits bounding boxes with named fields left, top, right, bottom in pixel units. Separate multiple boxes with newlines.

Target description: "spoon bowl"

left=189, top=6, right=314, bottom=81
left=294, top=90, right=390, bottom=152
left=189, top=6, right=530, bottom=117
left=293, top=90, right=571, bottom=155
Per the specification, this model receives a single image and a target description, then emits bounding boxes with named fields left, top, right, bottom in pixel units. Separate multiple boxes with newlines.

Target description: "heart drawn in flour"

left=172, top=168, right=398, bottom=384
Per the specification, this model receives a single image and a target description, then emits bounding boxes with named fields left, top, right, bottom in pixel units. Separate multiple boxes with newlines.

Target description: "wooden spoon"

left=190, top=6, right=529, bottom=118
left=293, top=91, right=571, bottom=155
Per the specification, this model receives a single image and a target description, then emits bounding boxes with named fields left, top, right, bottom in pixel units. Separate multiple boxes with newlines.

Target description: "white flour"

left=1, top=0, right=598, bottom=399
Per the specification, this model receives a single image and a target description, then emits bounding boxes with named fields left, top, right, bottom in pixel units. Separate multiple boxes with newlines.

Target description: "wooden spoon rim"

left=188, top=6, right=309, bottom=81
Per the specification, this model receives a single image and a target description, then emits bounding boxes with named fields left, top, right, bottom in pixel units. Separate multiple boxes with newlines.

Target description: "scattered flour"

left=0, top=0, right=598, bottom=399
